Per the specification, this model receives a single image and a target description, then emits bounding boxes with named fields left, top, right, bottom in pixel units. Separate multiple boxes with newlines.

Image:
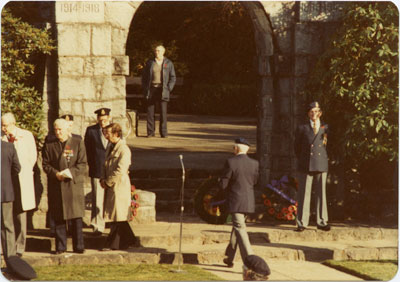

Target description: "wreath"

left=129, top=184, right=140, bottom=221
left=262, top=175, right=298, bottom=221
left=194, top=178, right=228, bottom=225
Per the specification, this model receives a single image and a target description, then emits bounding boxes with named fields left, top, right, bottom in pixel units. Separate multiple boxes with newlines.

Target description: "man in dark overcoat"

left=142, top=44, right=176, bottom=138
left=1, top=141, right=21, bottom=263
left=294, top=101, right=330, bottom=232
left=42, top=118, right=87, bottom=254
left=84, top=108, right=111, bottom=235
left=220, top=138, right=259, bottom=267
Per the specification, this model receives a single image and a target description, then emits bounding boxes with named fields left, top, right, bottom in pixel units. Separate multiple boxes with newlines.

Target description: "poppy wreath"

left=262, top=175, right=298, bottom=221
left=194, top=177, right=228, bottom=225
left=129, top=184, right=140, bottom=221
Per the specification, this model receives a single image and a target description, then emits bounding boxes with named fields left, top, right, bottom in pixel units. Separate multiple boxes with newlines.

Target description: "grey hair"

left=1, top=112, right=16, bottom=124
left=53, top=118, right=69, bottom=129
left=235, top=143, right=249, bottom=153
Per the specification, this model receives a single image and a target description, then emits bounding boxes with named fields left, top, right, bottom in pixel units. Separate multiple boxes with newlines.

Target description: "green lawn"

left=323, top=260, right=398, bottom=281
left=33, top=264, right=223, bottom=281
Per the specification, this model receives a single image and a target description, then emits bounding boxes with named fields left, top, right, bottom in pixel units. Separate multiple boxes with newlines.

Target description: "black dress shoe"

left=295, top=226, right=306, bottom=232
left=55, top=250, right=65, bottom=255
left=16, top=253, right=23, bottom=258
left=74, top=249, right=85, bottom=254
left=317, top=224, right=331, bottom=231
left=92, top=231, right=103, bottom=237
left=223, top=258, right=234, bottom=268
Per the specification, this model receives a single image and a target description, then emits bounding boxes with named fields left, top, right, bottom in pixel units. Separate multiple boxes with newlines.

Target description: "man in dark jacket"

left=42, top=118, right=87, bottom=254
left=294, top=101, right=330, bottom=232
left=220, top=138, right=259, bottom=267
left=1, top=141, right=21, bottom=262
left=84, top=108, right=111, bottom=235
left=142, top=44, right=176, bottom=138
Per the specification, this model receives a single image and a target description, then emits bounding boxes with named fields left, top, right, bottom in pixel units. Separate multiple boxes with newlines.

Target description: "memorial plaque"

left=56, top=1, right=104, bottom=23
left=300, top=2, right=344, bottom=22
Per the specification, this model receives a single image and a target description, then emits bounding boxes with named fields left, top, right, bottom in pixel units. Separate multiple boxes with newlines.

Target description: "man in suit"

left=1, top=141, right=21, bottom=263
left=294, top=101, right=330, bottom=232
left=142, top=44, right=176, bottom=138
left=220, top=138, right=259, bottom=267
left=84, top=108, right=111, bottom=235
left=42, top=118, right=87, bottom=254
left=1, top=113, right=37, bottom=257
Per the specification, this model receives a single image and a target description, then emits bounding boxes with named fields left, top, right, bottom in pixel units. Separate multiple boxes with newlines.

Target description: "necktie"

left=313, top=123, right=318, bottom=135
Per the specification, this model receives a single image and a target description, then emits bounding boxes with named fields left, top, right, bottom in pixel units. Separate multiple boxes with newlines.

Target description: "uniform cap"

left=94, top=108, right=111, bottom=116
left=60, top=114, right=73, bottom=121
left=235, top=137, right=250, bottom=147
left=308, top=101, right=321, bottom=111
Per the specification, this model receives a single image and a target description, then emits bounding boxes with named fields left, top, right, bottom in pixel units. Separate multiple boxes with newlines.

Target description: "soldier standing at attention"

left=294, top=102, right=331, bottom=232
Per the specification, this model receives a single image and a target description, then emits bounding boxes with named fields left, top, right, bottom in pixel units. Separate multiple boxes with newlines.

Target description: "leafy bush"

left=1, top=8, right=55, bottom=147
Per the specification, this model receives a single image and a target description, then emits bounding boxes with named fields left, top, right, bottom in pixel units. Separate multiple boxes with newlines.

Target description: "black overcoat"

left=220, top=154, right=259, bottom=214
left=1, top=141, right=21, bottom=202
left=42, top=136, right=87, bottom=220
left=294, top=122, right=329, bottom=172
left=84, top=123, right=107, bottom=178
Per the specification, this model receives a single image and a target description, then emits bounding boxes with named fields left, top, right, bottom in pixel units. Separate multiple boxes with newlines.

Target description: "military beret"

left=60, top=114, right=73, bottom=121
left=235, top=137, right=250, bottom=147
left=308, top=101, right=321, bottom=111
left=244, top=255, right=271, bottom=276
left=7, top=255, right=37, bottom=280
left=94, top=108, right=111, bottom=116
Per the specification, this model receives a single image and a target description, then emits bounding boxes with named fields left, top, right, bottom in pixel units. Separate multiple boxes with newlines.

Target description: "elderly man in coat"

left=142, top=44, right=176, bottom=138
left=220, top=138, right=259, bottom=268
left=100, top=123, right=135, bottom=250
left=1, top=113, right=37, bottom=257
left=42, top=118, right=87, bottom=254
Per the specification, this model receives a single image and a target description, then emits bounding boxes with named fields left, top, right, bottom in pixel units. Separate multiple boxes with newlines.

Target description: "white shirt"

left=99, top=128, right=108, bottom=149
left=310, top=119, right=321, bottom=132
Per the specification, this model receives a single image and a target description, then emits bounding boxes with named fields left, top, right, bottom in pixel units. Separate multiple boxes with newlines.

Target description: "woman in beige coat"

left=100, top=123, right=135, bottom=250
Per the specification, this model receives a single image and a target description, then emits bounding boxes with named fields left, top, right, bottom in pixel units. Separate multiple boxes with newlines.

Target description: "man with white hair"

left=42, top=118, right=87, bottom=254
left=1, top=113, right=37, bottom=257
left=142, top=44, right=176, bottom=138
left=220, top=138, right=259, bottom=268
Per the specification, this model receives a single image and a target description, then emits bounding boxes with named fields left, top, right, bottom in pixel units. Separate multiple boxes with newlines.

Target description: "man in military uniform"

left=294, top=101, right=330, bottom=232
left=84, top=108, right=111, bottom=235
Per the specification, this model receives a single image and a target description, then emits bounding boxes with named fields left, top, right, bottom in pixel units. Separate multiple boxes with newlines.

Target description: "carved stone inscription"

left=56, top=1, right=104, bottom=23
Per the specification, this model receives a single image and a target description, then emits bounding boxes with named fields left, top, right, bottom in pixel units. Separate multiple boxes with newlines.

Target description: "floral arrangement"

left=262, top=175, right=298, bottom=221
left=129, top=184, right=140, bottom=221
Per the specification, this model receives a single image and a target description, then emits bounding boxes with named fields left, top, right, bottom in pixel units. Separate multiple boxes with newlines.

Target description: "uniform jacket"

left=102, top=139, right=131, bottom=222
left=142, top=57, right=176, bottom=101
left=2, top=127, right=37, bottom=211
left=220, top=154, right=259, bottom=214
left=1, top=141, right=21, bottom=202
left=42, top=135, right=87, bottom=220
left=84, top=123, right=108, bottom=178
left=294, top=121, right=329, bottom=172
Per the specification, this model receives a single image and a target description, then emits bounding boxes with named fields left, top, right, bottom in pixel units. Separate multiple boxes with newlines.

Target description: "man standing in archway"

left=142, top=44, right=176, bottom=138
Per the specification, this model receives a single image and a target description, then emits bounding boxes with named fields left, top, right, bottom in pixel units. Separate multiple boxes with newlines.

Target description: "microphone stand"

left=171, top=154, right=186, bottom=273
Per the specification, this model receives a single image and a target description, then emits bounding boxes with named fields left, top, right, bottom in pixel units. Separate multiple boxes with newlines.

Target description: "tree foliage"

left=1, top=7, right=54, bottom=147
left=303, top=2, right=398, bottom=164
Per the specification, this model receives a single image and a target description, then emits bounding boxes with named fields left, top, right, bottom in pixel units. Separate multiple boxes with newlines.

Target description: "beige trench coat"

left=2, top=127, right=37, bottom=211
left=102, top=139, right=131, bottom=222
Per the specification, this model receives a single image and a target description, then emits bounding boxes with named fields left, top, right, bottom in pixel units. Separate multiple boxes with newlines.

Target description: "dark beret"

left=308, top=101, right=321, bottom=111
left=94, top=108, right=111, bottom=116
left=235, top=137, right=250, bottom=147
left=7, top=255, right=37, bottom=280
left=244, top=255, right=271, bottom=276
left=60, top=114, right=73, bottom=121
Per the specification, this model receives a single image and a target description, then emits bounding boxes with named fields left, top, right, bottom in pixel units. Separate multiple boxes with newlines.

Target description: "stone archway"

left=52, top=1, right=275, bottom=186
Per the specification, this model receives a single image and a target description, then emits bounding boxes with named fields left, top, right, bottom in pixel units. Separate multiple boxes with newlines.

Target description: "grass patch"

left=33, top=263, right=223, bottom=281
left=323, top=260, right=398, bottom=281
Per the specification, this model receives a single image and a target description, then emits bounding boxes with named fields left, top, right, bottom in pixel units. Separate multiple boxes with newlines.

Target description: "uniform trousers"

left=106, top=221, right=136, bottom=250
left=54, top=217, right=84, bottom=252
left=90, top=178, right=105, bottom=233
left=1, top=202, right=16, bottom=260
left=296, top=171, right=328, bottom=228
left=224, top=213, right=254, bottom=263
left=146, top=87, right=168, bottom=137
